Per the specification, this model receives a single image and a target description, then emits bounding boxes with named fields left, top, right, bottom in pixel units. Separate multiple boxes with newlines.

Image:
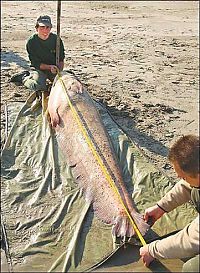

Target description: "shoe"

left=10, top=70, right=30, bottom=83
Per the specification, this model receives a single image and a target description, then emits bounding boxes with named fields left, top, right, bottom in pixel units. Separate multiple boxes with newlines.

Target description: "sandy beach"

left=1, top=1, right=199, bottom=180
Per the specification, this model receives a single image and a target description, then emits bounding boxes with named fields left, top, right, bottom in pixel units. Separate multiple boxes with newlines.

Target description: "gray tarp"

left=1, top=93, right=197, bottom=272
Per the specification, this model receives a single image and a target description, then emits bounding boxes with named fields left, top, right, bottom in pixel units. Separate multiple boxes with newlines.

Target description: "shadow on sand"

left=1, top=50, right=29, bottom=70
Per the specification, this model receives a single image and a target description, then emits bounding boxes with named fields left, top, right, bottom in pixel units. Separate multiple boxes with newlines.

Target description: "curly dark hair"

left=168, top=135, right=200, bottom=177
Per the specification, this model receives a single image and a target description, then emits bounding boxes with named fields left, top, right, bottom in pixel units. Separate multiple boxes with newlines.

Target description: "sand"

left=1, top=0, right=199, bottom=181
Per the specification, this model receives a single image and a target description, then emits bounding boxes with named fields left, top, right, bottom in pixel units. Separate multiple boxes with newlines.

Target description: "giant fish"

left=47, top=71, right=149, bottom=239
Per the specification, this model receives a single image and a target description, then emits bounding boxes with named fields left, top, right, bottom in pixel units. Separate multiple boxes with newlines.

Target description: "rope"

left=54, top=68, right=147, bottom=246
left=56, top=1, right=61, bottom=67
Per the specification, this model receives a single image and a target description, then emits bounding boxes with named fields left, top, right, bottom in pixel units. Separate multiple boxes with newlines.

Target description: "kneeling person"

left=140, top=135, right=199, bottom=272
left=11, top=15, right=65, bottom=93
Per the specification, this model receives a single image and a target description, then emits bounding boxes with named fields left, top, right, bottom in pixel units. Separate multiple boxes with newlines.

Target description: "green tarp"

left=1, top=93, right=197, bottom=272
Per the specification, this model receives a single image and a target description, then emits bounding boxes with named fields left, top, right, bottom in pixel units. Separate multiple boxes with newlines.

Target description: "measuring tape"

left=54, top=69, right=147, bottom=246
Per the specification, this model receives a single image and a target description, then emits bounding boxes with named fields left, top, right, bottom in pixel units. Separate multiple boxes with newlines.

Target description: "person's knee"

left=23, top=70, right=48, bottom=91
left=182, top=255, right=200, bottom=272
left=23, top=77, right=47, bottom=91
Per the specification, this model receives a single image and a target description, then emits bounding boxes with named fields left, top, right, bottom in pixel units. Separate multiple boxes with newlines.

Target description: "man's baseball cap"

left=36, top=15, right=52, bottom=27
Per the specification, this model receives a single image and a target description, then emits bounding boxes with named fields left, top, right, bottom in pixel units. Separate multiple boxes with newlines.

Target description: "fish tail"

left=131, top=211, right=150, bottom=236
left=112, top=211, right=149, bottom=238
left=112, top=214, right=134, bottom=238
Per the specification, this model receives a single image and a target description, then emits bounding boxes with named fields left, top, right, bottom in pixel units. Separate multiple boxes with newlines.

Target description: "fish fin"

left=51, top=108, right=60, bottom=128
left=112, top=212, right=149, bottom=238
left=112, top=215, right=134, bottom=238
left=112, top=216, right=122, bottom=236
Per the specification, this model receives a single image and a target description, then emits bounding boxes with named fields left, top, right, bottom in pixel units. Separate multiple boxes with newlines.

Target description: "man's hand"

left=39, top=63, right=59, bottom=74
left=140, top=245, right=154, bottom=267
left=144, top=204, right=165, bottom=225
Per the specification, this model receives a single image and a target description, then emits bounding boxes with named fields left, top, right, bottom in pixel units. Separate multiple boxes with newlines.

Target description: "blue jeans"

left=23, top=69, right=55, bottom=92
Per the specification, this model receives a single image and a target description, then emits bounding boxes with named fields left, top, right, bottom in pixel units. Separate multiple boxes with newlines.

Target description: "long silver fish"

left=47, top=71, right=149, bottom=238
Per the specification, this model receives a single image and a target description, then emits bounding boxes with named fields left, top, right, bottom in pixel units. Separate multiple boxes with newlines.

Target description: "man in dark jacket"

left=11, top=15, right=65, bottom=92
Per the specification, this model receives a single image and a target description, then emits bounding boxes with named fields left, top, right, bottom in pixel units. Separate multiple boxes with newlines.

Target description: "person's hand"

left=50, top=65, right=58, bottom=74
left=144, top=204, right=165, bottom=225
left=140, top=245, right=154, bottom=267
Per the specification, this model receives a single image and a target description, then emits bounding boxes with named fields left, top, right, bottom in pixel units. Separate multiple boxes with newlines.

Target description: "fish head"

left=61, top=75, right=83, bottom=98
